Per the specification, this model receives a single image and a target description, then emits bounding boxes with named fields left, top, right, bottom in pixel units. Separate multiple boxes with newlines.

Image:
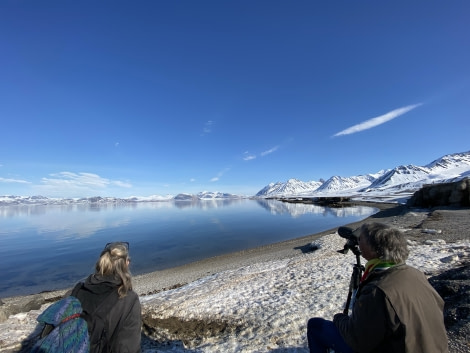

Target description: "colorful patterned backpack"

left=31, top=283, right=119, bottom=353
left=31, top=295, right=89, bottom=353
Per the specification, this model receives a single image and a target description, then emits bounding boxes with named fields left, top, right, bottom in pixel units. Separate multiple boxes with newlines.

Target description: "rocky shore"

left=1, top=202, right=469, bottom=352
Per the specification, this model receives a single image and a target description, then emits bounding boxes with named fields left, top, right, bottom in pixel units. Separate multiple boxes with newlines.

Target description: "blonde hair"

left=95, top=242, right=133, bottom=298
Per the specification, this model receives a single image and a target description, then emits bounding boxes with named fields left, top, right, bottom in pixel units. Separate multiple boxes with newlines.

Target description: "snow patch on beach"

left=140, top=233, right=470, bottom=352
left=1, top=232, right=468, bottom=352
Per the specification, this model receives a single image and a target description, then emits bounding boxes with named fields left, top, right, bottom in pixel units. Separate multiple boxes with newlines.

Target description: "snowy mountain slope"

left=0, top=192, right=241, bottom=206
left=197, top=191, right=242, bottom=200
left=1, top=151, right=469, bottom=205
left=256, top=150, right=470, bottom=198
left=426, top=151, right=470, bottom=176
left=256, top=179, right=322, bottom=196
left=366, top=165, right=431, bottom=190
left=427, top=151, right=470, bottom=169
left=315, top=175, right=378, bottom=193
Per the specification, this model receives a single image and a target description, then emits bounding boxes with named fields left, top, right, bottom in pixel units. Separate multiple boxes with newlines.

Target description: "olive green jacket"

left=333, top=264, right=448, bottom=353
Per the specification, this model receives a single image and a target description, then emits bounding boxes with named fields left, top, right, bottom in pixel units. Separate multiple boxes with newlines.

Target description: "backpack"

left=31, top=295, right=89, bottom=353
left=31, top=283, right=120, bottom=353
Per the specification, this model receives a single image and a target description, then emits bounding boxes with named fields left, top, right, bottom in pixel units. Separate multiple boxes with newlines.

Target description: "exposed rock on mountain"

left=315, top=175, right=376, bottom=193
left=367, top=165, right=430, bottom=190
left=256, top=179, right=322, bottom=196
left=256, top=151, right=470, bottom=199
left=196, top=191, right=242, bottom=200
left=1, top=151, right=469, bottom=204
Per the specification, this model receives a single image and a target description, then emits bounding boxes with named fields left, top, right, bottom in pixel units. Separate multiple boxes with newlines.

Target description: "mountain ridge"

left=1, top=151, right=469, bottom=205
left=256, top=150, right=470, bottom=201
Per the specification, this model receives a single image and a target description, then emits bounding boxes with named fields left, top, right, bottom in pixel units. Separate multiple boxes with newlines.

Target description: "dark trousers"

left=307, top=317, right=353, bottom=353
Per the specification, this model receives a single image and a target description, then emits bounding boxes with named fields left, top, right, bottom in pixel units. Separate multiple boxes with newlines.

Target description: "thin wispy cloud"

left=260, top=146, right=279, bottom=156
left=243, top=145, right=280, bottom=161
left=44, top=172, right=110, bottom=188
left=333, top=103, right=423, bottom=137
left=243, top=152, right=256, bottom=161
left=210, top=167, right=230, bottom=182
left=202, top=120, right=214, bottom=135
left=0, top=177, right=31, bottom=184
left=112, top=180, right=132, bottom=188
left=38, top=172, right=132, bottom=194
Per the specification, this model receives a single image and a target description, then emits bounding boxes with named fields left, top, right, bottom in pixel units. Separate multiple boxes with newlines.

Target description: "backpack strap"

left=93, top=289, right=120, bottom=353
left=62, top=313, right=82, bottom=323
left=71, top=281, right=84, bottom=297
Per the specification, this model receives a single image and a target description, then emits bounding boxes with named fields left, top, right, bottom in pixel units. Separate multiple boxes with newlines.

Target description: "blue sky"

left=1, top=1, right=469, bottom=198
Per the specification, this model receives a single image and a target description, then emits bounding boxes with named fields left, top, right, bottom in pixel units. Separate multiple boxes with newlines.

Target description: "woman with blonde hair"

left=73, top=242, right=141, bottom=353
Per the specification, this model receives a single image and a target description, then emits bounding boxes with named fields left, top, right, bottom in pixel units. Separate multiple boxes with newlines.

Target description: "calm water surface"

left=0, top=199, right=377, bottom=298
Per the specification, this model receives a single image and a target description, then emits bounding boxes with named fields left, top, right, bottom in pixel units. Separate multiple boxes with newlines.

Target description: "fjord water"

left=0, top=199, right=377, bottom=298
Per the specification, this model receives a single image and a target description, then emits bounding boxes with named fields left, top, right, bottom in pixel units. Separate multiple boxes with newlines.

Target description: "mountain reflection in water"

left=0, top=199, right=377, bottom=298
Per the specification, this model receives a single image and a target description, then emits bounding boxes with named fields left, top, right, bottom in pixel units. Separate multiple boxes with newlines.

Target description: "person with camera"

left=307, top=222, right=448, bottom=353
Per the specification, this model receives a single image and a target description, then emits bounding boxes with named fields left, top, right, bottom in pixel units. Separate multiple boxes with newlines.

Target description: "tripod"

left=343, top=245, right=364, bottom=315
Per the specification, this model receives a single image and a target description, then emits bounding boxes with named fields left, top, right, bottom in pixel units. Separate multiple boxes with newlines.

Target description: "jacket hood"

left=83, top=274, right=121, bottom=295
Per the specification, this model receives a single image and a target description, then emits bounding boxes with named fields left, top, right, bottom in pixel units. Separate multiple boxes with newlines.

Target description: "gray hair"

left=359, top=222, right=409, bottom=263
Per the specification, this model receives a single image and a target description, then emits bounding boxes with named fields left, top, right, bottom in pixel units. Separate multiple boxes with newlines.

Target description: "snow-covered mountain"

left=426, top=151, right=470, bottom=172
left=256, top=151, right=470, bottom=200
left=315, top=174, right=379, bottom=193
left=365, top=165, right=431, bottom=191
left=1, top=151, right=469, bottom=206
left=0, top=191, right=243, bottom=206
left=171, top=191, right=242, bottom=201
left=196, top=191, right=242, bottom=200
left=256, top=179, right=322, bottom=196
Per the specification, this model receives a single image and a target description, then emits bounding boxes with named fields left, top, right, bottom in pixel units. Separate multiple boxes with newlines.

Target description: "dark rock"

left=407, top=178, right=470, bottom=208
left=142, top=315, right=243, bottom=347
left=429, top=263, right=470, bottom=352
left=0, top=295, right=46, bottom=323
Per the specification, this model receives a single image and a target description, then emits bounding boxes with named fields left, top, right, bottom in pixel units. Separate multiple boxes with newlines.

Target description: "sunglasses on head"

left=104, top=242, right=129, bottom=251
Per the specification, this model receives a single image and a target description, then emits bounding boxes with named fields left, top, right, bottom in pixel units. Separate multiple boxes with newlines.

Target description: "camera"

left=337, top=226, right=361, bottom=255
